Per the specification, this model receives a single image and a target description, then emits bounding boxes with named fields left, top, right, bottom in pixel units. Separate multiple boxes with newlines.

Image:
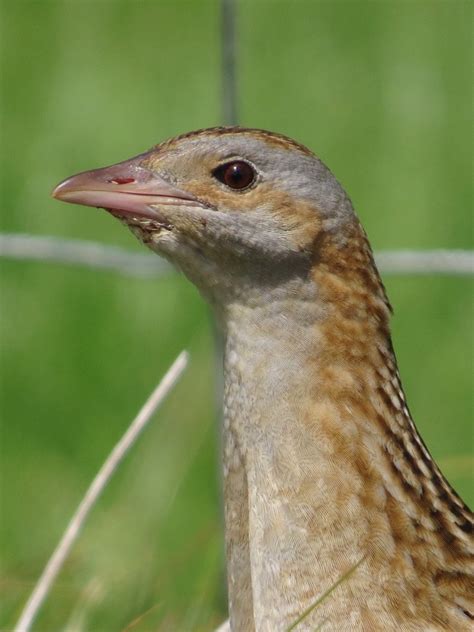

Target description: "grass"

left=15, top=352, right=189, bottom=632
left=285, top=558, right=366, bottom=631
left=1, top=1, right=472, bottom=630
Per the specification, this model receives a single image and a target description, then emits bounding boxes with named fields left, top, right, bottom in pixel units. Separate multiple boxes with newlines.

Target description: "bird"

left=53, top=127, right=473, bottom=631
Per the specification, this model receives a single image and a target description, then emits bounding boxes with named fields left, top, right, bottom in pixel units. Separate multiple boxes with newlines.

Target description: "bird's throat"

left=219, top=252, right=471, bottom=630
left=221, top=276, right=382, bottom=628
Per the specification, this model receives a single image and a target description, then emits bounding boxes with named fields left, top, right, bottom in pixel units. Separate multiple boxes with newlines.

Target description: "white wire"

left=1, top=233, right=473, bottom=276
left=0, top=233, right=170, bottom=277
left=375, top=249, right=474, bottom=275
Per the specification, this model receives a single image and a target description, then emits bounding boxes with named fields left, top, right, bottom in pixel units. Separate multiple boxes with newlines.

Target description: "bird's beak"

left=52, top=152, right=201, bottom=220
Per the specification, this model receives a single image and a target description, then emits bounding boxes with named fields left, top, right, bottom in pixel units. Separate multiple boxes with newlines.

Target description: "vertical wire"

left=216, top=0, right=239, bottom=616
left=216, top=0, right=239, bottom=406
left=221, top=0, right=238, bottom=126
left=216, top=0, right=239, bottom=434
left=216, top=0, right=239, bottom=401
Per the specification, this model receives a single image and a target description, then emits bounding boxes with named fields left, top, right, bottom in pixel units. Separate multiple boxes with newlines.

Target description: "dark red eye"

left=213, top=161, right=256, bottom=190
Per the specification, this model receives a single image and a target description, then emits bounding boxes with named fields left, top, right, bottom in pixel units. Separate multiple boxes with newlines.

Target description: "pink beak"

left=52, top=152, right=202, bottom=220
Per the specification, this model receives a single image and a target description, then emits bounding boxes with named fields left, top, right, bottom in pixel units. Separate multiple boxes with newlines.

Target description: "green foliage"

left=1, top=1, right=472, bottom=630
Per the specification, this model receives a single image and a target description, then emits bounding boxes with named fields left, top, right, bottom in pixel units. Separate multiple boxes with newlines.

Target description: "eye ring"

left=212, top=160, right=256, bottom=191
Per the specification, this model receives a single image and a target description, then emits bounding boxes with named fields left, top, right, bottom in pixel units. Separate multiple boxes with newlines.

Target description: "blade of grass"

left=121, top=602, right=163, bottom=632
left=285, top=556, right=366, bottom=632
left=14, top=351, right=189, bottom=632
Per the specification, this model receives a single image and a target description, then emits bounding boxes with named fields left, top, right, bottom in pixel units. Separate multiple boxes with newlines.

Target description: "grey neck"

left=219, top=277, right=371, bottom=630
left=221, top=275, right=325, bottom=452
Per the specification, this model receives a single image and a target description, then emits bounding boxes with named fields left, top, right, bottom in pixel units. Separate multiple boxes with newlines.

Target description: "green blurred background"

left=1, top=1, right=472, bottom=630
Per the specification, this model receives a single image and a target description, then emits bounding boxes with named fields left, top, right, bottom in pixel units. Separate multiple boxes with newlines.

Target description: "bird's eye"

left=212, top=161, right=256, bottom=190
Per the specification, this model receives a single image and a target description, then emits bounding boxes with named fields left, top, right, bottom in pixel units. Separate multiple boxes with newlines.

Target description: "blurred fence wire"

left=221, top=0, right=238, bottom=125
left=1, top=233, right=473, bottom=277
left=0, top=233, right=170, bottom=278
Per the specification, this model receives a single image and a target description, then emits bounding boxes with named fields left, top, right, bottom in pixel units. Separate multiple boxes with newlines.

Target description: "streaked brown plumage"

left=53, top=127, right=473, bottom=631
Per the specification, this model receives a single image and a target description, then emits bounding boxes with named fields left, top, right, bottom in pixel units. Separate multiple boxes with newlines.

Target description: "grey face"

left=52, top=128, right=355, bottom=304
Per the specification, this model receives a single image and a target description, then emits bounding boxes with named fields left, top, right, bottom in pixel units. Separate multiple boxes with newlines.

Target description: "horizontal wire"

left=374, top=249, right=474, bottom=275
left=0, top=233, right=169, bottom=278
left=1, top=233, right=473, bottom=277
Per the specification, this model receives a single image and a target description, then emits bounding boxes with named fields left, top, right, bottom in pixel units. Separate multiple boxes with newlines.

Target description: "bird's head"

left=53, top=127, right=358, bottom=307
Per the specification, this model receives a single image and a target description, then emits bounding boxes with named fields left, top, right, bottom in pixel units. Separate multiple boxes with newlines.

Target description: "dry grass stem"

left=14, top=351, right=189, bottom=632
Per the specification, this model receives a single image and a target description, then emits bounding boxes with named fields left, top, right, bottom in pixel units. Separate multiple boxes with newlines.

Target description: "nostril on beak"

left=108, top=177, right=136, bottom=185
